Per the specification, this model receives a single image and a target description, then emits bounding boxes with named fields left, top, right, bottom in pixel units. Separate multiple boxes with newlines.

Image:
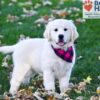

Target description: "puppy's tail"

left=0, top=45, right=15, bottom=54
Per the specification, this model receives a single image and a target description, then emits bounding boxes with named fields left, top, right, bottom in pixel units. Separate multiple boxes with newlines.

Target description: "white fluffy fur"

left=0, top=19, right=79, bottom=95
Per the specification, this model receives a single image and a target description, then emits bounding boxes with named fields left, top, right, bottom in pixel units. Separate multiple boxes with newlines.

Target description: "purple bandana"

left=52, top=46, right=74, bottom=63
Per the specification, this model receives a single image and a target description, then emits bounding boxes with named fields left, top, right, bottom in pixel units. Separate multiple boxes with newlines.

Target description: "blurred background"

left=0, top=0, right=100, bottom=99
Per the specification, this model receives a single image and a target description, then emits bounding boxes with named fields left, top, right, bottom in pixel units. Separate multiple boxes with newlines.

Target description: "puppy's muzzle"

left=58, top=34, right=64, bottom=41
left=56, top=34, right=66, bottom=46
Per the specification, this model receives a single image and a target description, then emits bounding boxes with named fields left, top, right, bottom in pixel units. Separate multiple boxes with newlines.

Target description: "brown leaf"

left=90, top=95, right=99, bottom=100
left=6, top=14, right=19, bottom=22
left=26, top=86, right=33, bottom=95
left=78, top=82, right=86, bottom=91
left=47, top=95, right=55, bottom=100
left=5, top=95, right=10, bottom=100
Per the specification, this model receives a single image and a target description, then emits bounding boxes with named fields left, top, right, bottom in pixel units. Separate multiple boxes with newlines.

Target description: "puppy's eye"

left=64, top=28, right=68, bottom=31
left=54, top=28, right=58, bottom=32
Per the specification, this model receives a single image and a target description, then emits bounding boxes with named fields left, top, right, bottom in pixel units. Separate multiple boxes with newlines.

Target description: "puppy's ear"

left=43, top=23, right=51, bottom=41
left=69, top=20, right=79, bottom=42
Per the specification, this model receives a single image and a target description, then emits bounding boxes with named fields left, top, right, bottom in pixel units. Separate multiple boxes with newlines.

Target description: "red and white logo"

left=83, top=0, right=100, bottom=18
left=83, top=0, right=93, bottom=11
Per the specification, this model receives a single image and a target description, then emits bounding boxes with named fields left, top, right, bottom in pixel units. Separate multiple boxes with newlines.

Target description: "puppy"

left=0, top=19, right=79, bottom=95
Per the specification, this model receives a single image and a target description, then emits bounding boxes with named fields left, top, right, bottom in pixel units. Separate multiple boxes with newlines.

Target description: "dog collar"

left=51, top=45, right=74, bottom=63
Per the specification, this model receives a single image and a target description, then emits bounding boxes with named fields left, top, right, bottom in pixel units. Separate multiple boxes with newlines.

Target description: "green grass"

left=0, top=0, right=100, bottom=99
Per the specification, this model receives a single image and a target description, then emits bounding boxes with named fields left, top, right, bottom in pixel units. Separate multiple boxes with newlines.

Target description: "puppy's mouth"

left=56, top=40, right=66, bottom=46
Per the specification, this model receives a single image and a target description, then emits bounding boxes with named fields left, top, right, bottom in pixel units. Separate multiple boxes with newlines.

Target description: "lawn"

left=0, top=0, right=100, bottom=99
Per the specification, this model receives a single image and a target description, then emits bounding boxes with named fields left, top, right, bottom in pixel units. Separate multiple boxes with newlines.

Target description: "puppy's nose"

left=58, top=34, right=64, bottom=40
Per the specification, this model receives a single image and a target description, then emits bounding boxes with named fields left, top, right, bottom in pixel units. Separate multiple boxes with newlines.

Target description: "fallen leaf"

left=2, top=55, right=11, bottom=68
left=18, top=1, right=33, bottom=7
left=8, top=3, right=13, bottom=6
left=59, top=0, right=68, bottom=5
left=6, top=14, right=19, bottom=22
left=34, top=92, right=44, bottom=100
left=2, top=61, right=9, bottom=68
left=96, top=86, right=100, bottom=94
left=26, top=86, right=33, bottom=95
left=77, top=56, right=83, bottom=60
left=74, top=89, right=82, bottom=94
left=98, top=56, right=100, bottom=60
left=11, top=0, right=17, bottom=3
left=17, top=22, right=23, bottom=25
left=69, top=82, right=75, bottom=89
left=83, top=76, right=92, bottom=84
left=90, top=95, right=99, bottom=100
left=98, top=76, right=100, bottom=80
left=78, top=82, right=86, bottom=91
left=21, top=8, right=38, bottom=18
left=0, top=35, right=4, bottom=38
left=34, top=3, right=41, bottom=9
left=42, top=0, right=52, bottom=6
left=52, top=8, right=69, bottom=18
left=76, top=96, right=84, bottom=100
left=70, top=7, right=81, bottom=12
left=64, top=97, right=72, bottom=100
left=35, top=15, right=55, bottom=24
left=1, top=0, right=5, bottom=5
left=47, top=95, right=55, bottom=100
left=75, top=18, right=86, bottom=24
left=5, top=95, right=10, bottom=100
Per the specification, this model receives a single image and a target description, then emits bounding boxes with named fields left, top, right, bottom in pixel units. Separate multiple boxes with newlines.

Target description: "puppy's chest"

left=52, top=59, right=71, bottom=78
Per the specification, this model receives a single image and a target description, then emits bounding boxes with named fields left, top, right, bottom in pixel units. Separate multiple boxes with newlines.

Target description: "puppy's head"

left=43, top=19, right=79, bottom=48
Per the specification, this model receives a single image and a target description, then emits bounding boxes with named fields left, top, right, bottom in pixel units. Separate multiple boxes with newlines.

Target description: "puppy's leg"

left=22, top=70, right=33, bottom=85
left=9, top=63, right=31, bottom=95
left=43, top=70, right=55, bottom=91
left=59, top=68, right=72, bottom=93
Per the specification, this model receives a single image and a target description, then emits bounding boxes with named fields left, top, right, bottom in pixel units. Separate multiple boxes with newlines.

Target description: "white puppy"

left=0, top=19, right=79, bottom=95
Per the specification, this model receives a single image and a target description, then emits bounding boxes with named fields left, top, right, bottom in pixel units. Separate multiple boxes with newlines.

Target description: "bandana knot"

left=52, top=46, right=74, bottom=63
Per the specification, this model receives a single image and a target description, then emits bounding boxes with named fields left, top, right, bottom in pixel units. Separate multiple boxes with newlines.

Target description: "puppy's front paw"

left=46, top=90, right=55, bottom=95
left=9, top=88, right=17, bottom=96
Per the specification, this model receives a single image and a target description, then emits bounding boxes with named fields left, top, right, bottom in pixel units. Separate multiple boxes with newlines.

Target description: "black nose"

left=59, top=34, right=64, bottom=40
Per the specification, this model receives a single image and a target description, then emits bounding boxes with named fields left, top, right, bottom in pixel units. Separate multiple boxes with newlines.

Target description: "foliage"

left=0, top=0, right=100, bottom=99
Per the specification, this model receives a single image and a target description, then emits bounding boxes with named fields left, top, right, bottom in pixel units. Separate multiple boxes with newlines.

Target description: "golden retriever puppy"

left=0, top=19, right=79, bottom=95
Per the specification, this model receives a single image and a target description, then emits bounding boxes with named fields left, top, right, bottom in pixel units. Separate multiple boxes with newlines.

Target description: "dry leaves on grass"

left=42, top=0, right=52, bottom=6
left=2, top=55, right=11, bottom=68
left=51, top=6, right=81, bottom=19
left=34, top=3, right=41, bottom=9
left=90, top=95, right=99, bottom=100
left=73, top=76, right=92, bottom=94
left=76, top=96, right=84, bottom=100
left=52, top=8, right=69, bottom=18
left=83, top=76, right=92, bottom=84
left=2, top=77, right=100, bottom=100
left=6, top=14, right=19, bottom=23
left=77, top=82, right=86, bottom=91
left=21, top=8, right=38, bottom=18
left=75, top=18, right=86, bottom=24
left=35, top=15, right=55, bottom=24
left=18, top=1, right=33, bottom=7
